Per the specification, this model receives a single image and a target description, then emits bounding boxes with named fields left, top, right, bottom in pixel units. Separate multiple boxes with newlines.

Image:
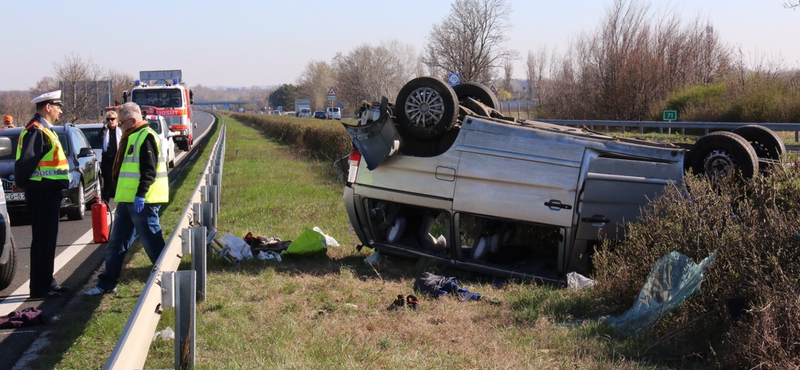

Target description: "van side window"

left=458, top=213, right=562, bottom=272
left=367, top=199, right=450, bottom=257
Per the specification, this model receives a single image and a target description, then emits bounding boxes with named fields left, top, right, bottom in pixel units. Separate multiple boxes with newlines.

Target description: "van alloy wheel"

left=395, top=77, right=459, bottom=140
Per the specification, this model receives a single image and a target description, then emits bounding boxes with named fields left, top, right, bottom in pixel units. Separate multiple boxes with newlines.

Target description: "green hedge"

left=229, top=113, right=352, bottom=161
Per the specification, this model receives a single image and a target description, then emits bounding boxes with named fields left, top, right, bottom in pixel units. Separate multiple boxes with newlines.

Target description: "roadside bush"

left=592, top=161, right=800, bottom=369
left=229, top=113, right=352, bottom=161
left=670, top=75, right=800, bottom=123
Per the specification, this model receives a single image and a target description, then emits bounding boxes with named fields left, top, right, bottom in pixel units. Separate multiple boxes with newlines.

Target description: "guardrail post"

left=191, top=226, right=207, bottom=302
left=161, top=271, right=196, bottom=369
left=206, top=185, right=218, bottom=229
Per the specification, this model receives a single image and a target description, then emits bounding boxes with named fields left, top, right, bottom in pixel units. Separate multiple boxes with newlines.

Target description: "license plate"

left=6, top=192, right=25, bottom=201
left=173, top=137, right=185, bottom=141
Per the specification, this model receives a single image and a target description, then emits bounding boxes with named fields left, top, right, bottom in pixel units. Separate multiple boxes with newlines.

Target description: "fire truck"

left=123, top=70, right=194, bottom=151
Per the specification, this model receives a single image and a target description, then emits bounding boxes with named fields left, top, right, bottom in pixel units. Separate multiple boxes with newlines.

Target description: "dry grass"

left=41, top=115, right=680, bottom=369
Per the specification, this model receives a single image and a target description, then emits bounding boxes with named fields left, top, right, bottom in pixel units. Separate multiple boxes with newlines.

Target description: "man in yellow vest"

left=85, top=102, right=168, bottom=296
left=14, top=90, right=70, bottom=299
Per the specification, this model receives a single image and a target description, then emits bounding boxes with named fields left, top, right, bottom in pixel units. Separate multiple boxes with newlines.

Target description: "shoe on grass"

left=388, top=294, right=405, bottom=310
left=406, top=294, right=420, bottom=310
left=84, top=287, right=116, bottom=296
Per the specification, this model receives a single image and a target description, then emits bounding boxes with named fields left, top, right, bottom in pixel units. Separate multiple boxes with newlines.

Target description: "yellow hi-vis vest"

left=17, top=122, right=69, bottom=181
left=114, top=126, right=169, bottom=203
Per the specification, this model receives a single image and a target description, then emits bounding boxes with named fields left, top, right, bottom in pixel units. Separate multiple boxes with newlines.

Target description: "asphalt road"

left=0, top=110, right=215, bottom=370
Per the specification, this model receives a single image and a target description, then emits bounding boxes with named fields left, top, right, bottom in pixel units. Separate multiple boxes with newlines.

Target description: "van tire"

left=453, top=83, right=500, bottom=110
left=689, top=131, right=758, bottom=179
left=731, top=125, right=785, bottom=161
left=395, top=77, right=459, bottom=139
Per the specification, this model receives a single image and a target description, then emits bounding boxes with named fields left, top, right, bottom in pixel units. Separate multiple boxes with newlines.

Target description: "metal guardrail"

left=104, top=117, right=226, bottom=370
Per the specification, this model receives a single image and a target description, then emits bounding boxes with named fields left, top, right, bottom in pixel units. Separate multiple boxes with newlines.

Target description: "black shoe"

left=388, top=294, right=405, bottom=310
left=406, top=294, right=419, bottom=310
left=30, top=290, right=62, bottom=299
left=50, top=285, right=70, bottom=293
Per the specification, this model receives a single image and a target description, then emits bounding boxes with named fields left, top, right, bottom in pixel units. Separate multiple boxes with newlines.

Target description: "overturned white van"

left=342, top=77, right=785, bottom=284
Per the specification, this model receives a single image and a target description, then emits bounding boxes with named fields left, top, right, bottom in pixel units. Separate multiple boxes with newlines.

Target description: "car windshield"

left=80, top=127, right=104, bottom=149
left=131, top=88, right=183, bottom=108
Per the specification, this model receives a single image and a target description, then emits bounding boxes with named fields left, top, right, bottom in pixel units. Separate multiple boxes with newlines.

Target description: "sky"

left=1, top=0, right=798, bottom=91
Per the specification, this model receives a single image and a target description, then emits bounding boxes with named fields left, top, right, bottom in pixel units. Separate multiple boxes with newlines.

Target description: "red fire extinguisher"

left=92, top=195, right=110, bottom=243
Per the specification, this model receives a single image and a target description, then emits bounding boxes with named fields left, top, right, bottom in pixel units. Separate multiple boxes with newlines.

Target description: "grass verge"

left=43, top=115, right=681, bottom=369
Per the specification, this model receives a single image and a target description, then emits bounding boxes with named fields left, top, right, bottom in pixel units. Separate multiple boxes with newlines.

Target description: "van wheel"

left=453, top=82, right=500, bottom=110
left=731, top=125, right=785, bottom=161
left=395, top=77, right=459, bottom=139
left=0, top=237, right=16, bottom=291
left=689, top=131, right=758, bottom=179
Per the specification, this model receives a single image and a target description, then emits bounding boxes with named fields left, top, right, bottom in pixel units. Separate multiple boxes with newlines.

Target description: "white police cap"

left=31, top=90, right=62, bottom=105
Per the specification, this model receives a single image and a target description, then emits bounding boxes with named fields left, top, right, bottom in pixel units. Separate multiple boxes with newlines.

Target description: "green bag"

left=281, top=229, right=327, bottom=256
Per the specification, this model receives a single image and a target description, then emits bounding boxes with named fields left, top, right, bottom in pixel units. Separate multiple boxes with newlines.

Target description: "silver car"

left=342, top=77, right=784, bottom=283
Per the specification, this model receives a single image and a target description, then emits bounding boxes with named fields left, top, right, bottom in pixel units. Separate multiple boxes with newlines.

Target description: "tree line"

left=2, top=0, right=798, bottom=123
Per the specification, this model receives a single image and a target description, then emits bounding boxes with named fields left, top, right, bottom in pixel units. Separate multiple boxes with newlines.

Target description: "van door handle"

left=544, top=200, right=572, bottom=211
left=581, top=215, right=610, bottom=227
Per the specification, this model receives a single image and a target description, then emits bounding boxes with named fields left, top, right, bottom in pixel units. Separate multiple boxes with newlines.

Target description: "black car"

left=313, top=110, right=328, bottom=119
left=0, top=125, right=101, bottom=221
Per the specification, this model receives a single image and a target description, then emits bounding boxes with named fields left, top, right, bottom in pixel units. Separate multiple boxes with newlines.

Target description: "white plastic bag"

left=566, top=272, right=596, bottom=290
left=364, top=250, right=383, bottom=265
left=152, top=327, right=175, bottom=341
left=313, top=227, right=340, bottom=247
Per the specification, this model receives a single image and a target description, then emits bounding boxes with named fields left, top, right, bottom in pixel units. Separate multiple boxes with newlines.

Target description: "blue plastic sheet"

left=605, top=250, right=717, bottom=336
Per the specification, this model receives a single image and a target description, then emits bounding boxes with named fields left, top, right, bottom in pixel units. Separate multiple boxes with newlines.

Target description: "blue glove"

left=134, top=196, right=145, bottom=213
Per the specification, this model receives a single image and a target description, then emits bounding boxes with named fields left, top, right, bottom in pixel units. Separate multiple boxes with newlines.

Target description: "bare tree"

left=539, top=0, right=734, bottom=120
left=0, top=91, right=33, bottom=125
left=296, top=61, right=334, bottom=111
left=785, top=1, right=800, bottom=9
left=333, top=40, right=422, bottom=112
left=52, top=54, right=106, bottom=123
left=422, top=0, right=518, bottom=84
left=525, top=47, right=549, bottom=106
left=502, top=60, right=513, bottom=93
left=106, top=69, right=134, bottom=106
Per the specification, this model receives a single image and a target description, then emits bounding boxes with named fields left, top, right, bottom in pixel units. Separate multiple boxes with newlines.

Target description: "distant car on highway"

left=298, top=108, right=312, bottom=117
left=313, top=110, right=327, bottom=119
left=326, top=107, right=342, bottom=120
left=0, top=125, right=101, bottom=220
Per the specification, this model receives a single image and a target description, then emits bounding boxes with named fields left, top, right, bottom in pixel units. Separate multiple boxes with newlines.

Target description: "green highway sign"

left=663, top=110, right=677, bottom=121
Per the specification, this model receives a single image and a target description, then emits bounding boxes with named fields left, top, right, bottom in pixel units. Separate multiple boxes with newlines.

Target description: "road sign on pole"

left=663, top=110, right=677, bottom=121
left=448, top=73, right=460, bottom=87
left=327, top=87, right=337, bottom=101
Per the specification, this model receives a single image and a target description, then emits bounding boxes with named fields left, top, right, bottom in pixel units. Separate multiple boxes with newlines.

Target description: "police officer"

left=14, top=90, right=70, bottom=299
left=85, top=102, right=168, bottom=296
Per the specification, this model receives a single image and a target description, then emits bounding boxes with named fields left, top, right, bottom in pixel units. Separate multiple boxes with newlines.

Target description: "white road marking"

left=0, top=213, right=109, bottom=316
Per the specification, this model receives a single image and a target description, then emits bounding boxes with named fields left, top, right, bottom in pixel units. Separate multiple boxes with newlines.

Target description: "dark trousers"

left=100, top=154, right=116, bottom=201
left=25, top=179, right=63, bottom=295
